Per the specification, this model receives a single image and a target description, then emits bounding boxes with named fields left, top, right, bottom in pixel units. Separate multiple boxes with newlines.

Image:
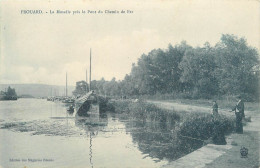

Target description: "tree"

left=215, top=34, right=259, bottom=98
left=168, top=42, right=191, bottom=92
left=72, top=81, right=89, bottom=96
left=72, top=34, right=259, bottom=100
left=6, top=86, right=17, bottom=97
left=179, top=44, right=218, bottom=98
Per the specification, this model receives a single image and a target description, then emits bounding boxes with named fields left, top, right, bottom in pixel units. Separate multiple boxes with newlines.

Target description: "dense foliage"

left=89, top=34, right=259, bottom=100
left=0, top=86, right=18, bottom=100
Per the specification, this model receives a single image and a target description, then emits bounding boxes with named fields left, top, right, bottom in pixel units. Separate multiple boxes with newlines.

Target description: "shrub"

left=176, top=113, right=235, bottom=151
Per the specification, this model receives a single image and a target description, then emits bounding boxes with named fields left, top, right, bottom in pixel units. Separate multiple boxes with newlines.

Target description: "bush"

left=176, top=113, right=235, bottom=149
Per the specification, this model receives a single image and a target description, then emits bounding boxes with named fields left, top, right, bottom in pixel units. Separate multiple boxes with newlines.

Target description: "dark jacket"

left=232, top=100, right=245, bottom=117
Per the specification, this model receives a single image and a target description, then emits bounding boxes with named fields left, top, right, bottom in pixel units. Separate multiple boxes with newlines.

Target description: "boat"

left=74, top=49, right=109, bottom=116
left=67, top=105, right=74, bottom=113
left=75, top=90, right=100, bottom=116
left=47, top=97, right=52, bottom=101
left=62, top=97, right=75, bottom=104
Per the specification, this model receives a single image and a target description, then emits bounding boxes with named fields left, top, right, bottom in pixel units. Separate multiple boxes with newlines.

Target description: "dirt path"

left=148, top=100, right=260, bottom=168
left=148, top=100, right=233, bottom=116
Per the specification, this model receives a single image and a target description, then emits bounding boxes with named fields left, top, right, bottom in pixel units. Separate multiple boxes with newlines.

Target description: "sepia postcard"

left=0, top=0, right=259, bottom=168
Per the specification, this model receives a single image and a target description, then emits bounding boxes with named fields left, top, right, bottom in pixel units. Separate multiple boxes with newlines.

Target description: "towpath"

left=148, top=100, right=260, bottom=168
left=148, top=100, right=233, bottom=116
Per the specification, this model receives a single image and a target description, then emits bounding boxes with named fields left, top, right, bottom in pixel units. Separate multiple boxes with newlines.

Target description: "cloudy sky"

left=0, top=0, right=259, bottom=86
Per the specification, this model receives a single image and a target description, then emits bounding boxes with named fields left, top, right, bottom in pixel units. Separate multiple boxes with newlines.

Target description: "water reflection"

left=0, top=100, right=184, bottom=161
left=74, top=113, right=110, bottom=168
left=118, top=111, right=186, bottom=161
left=75, top=113, right=108, bottom=137
left=89, top=133, right=93, bottom=168
left=0, top=99, right=169, bottom=168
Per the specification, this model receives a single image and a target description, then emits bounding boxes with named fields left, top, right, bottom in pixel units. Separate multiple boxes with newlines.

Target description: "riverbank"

left=162, top=117, right=259, bottom=168
left=111, top=99, right=235, bottom=161
left=148, top=99, right=259, bottom=115
left=152, top=99, right=260, bottom=168
left=0, top=96, right=18, bottom=101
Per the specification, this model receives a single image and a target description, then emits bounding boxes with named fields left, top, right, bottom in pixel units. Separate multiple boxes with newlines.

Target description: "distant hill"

left=0, top=84, right=75, bottom=97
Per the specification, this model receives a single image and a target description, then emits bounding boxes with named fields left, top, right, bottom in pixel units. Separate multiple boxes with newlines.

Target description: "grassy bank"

left=111, top=99, right=180, bottom=121
left=110, top=99, right=235, bottom=160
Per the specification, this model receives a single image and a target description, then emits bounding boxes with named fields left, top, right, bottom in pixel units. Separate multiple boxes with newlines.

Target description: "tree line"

left=0, top=86, right=18, bottom=100
left=77, top=34, right=260, bottom=101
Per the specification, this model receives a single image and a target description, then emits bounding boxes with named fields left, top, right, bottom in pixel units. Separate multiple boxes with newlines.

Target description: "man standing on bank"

left=212, top=101, right=218, bottom=116
left=232, top=96, right=244, bottom=134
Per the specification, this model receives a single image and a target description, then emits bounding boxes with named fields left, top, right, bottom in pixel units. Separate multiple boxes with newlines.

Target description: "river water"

left=0, top=98, right=178, bottom=168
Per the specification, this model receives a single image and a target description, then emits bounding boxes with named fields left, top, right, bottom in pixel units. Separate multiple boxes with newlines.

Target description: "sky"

left=0, top=0, right=259, bottom=86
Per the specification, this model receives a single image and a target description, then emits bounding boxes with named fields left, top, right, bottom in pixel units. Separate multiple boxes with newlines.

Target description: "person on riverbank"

left=232, top=96, right=244, bottom=134
left=238, top=97, right=245, bottom=119
left=212, top=101, right=218, bottom=116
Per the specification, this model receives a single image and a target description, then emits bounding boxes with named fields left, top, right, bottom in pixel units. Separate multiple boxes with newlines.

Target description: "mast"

left=66, top=72, right=68, bottom=97
left=86, top=69, right=88, bottom=83
left=86, top=69, right=88, bottom=92
left=89, top=48, right=92, bottom=91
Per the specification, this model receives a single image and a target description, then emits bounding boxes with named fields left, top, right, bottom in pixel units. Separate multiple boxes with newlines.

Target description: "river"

left=0, top=98, right=177, bottom=168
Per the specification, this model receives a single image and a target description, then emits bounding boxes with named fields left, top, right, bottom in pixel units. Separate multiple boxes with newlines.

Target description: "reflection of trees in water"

left=122, top=112, right=203, bottom=161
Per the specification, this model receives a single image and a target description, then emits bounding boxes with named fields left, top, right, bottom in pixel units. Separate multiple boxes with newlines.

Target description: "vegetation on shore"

left=110, top=99, right=235, bottom=160
left=84, top=34, right=259, bottom=101
left=0, top=86, right=18, bottom=100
